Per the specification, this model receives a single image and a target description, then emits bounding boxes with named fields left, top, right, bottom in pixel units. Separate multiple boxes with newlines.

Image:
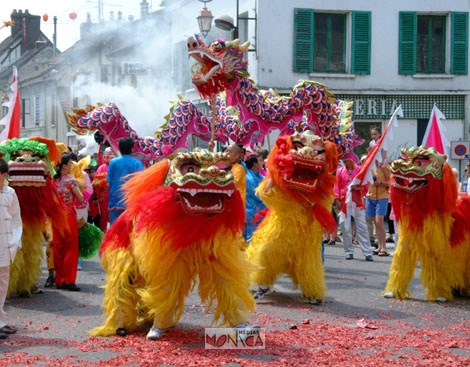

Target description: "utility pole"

left=99, top=0, right=104, bottom=22
left=53, top=16, right=57, bottom=57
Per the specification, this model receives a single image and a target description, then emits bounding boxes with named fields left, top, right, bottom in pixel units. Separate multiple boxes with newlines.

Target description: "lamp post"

left=197, top=0, right=213, bottom=38
left=213, top=1, right=256, bottom=47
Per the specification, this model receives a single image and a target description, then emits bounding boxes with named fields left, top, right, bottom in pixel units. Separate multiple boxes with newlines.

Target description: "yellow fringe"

left=247, top=182, right=327, bottom=300
left=134, top=228, right=254, bottom=328
left=91, top=228, right=254, bottom=335
left=89, top=247, right=144, bottom=336
left=450, top=233, right=470, bottom=296
left=8, top=222, right=44, bottom=296
left=384, top=214, right=464, bottom=301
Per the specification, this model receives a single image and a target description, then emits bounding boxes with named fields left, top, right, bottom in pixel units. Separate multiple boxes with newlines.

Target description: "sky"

left=0, top=0, right=154, bottom=51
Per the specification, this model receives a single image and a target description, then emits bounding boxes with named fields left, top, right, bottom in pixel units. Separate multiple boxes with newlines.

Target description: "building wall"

left=256, top=0, right=470, bottom=174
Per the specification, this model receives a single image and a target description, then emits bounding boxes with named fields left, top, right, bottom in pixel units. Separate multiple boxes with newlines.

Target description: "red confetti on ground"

left=0, top=312, right=468, bottom=367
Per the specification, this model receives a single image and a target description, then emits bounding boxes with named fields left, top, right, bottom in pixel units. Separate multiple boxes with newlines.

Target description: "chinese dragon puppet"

left=246, top=131, right=338, bottom=304
left=90, top=149, right=255, bottom=339
left=0, top=138, right=69, bottom=297
left=384, top=146, right=470, bottom=301
left=66, top=35, right=360, bottom=162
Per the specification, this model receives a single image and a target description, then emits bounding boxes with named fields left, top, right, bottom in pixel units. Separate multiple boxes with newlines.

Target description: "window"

left=34, top=96, right=40, bottom=125
left=313, top=14, right=345, bottom=72
left=417, top=16, right=445, bottom=73
left=417, top=119, right=428, bottom=145
left=21, top=98, right=30, bottom=128
left=100, top=65, right=109, bottom=84
left=399, top=12, right=468, bottom=75
left=294, top=9, right=371, bottom=74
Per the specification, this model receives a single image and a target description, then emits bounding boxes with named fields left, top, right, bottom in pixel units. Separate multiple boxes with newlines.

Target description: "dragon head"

left=267, top=131, right=338, bottom=201
left=165, top=149, right=237, bottom=214
left=390, top=146, right=457, bottom=221
left=390, top=146, right=446, bottom=194
left=187, top=34, right=250, bottom=99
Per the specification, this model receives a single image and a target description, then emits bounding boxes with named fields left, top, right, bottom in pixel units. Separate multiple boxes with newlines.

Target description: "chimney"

left=109, top=11, right=115, bottom=21
left=80, top=12, right=94, bottom=39
left=10, top=9, right=41, bottom=54
left=140, top=0, right=149, bottom=18
left=117, top=11, right=123, bottom=21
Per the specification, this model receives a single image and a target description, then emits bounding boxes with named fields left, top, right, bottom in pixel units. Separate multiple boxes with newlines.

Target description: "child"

left=0, top=158, right=22, bottom=339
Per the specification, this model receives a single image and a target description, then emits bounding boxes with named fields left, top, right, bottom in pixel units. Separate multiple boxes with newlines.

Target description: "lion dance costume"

left=90, top=149, right=255, bottom=339
left=384, top=146, right=470, bottom=301
left=0, top=138, right=69, bottom=297
left=246, top=131, right=338, bottom=304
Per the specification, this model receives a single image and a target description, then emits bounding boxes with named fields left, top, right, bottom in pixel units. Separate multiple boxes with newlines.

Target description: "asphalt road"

left=0, top=242, right=469, bottom=367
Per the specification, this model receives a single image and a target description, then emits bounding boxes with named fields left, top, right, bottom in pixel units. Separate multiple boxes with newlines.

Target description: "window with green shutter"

left=451, top=12, right=468, bottom=75
left=294, top=9, right=369, bottom=74
left=399, top=12, right=417, bottom=74
left=293, top=9, right=314, bottom=72
left=351, top=11, right=371, bottom=74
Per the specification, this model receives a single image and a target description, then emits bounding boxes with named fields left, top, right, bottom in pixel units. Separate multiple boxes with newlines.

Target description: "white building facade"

left=254, top=0, right=469, bottom=173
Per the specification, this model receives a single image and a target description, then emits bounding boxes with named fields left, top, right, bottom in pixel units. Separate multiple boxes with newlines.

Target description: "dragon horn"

left=29, top=136, right=61, bottom=165
left=239, top=41, right=250, bottom=52
left=226, top=39, right=240, bottom=48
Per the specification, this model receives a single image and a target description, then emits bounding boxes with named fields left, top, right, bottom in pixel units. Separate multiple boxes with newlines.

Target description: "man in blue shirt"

left=107, top=138, right=144, bottom=224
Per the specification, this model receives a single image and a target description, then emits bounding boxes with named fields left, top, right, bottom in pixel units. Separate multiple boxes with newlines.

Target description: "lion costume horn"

left=29, top=136, right=62, bottom=166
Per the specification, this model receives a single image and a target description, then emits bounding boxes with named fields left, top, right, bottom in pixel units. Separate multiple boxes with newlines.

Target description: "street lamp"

left=197, top=0, right=213, bottom=38
left=213, top=1, right=256, bottom=49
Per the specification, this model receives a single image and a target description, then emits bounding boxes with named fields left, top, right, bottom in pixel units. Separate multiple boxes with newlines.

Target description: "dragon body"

left=385, top=146, right=470, bottom=301
left=90, top=149, right=254, bottom=337
left=67, top=35, right=359, bottom=160
left=246, top=131, right=338, bottom=303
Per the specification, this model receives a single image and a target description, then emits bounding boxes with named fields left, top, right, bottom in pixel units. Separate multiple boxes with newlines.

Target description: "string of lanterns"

left=42, top=13, right=77, bottom=22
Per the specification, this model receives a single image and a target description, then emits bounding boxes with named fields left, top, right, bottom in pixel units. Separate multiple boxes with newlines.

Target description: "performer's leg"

left=293, top=237, right=326, bottom=303
left=142, top=249, right=193, bottom=332
left=384, top=237, right=416, bottom=299
left=199, top=243, right=254, bottom=327
left=89, top=249, right=141, bottom=336
left=420, top=251, right=457, bottom=301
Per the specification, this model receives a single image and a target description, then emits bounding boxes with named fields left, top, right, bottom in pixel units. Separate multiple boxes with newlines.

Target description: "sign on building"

left=450, top=141, right=470, bottom=160
left=121, top=62, right=146, bottom=75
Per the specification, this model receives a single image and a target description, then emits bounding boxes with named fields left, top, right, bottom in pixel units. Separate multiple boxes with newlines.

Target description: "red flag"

left=0, top=66, right=21, bottom=140
left=350, top=105, right=403, bottom=188
left=422, top=105, right=448, bottom=156
left=342, top=105, right=403, bottom=229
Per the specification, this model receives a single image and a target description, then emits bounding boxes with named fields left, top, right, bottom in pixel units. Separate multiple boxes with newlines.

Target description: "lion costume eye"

left=178, top=160, right=201, bottom=175
left=413, top=157, right=430, bottom=168
left=292, top=141, right=304, bottom=150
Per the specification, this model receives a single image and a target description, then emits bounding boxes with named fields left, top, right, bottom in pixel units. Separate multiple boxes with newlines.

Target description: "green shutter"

left=351, top=11, right=371, bottom=74
left=451, top=12, right=468, bottom=75
left=399, top=12, right=417, bottom=74
left=293, top=9, right=314, bottom=72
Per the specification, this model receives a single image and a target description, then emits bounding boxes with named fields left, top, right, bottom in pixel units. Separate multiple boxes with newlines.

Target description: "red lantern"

left=69, top=12, right=77, bottom=20
left=42, top=14, right=49, bottom=22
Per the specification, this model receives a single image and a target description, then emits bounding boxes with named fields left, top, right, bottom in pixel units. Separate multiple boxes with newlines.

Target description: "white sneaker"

left=146, top=326, right=166, bottom=340
left=435, top=297, right=447, bottom=303
left=301, top=294, right=322, bottom=305
left=253, top=287, right=271, bottom=300
left=383, top=291, right=394, bottom=299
